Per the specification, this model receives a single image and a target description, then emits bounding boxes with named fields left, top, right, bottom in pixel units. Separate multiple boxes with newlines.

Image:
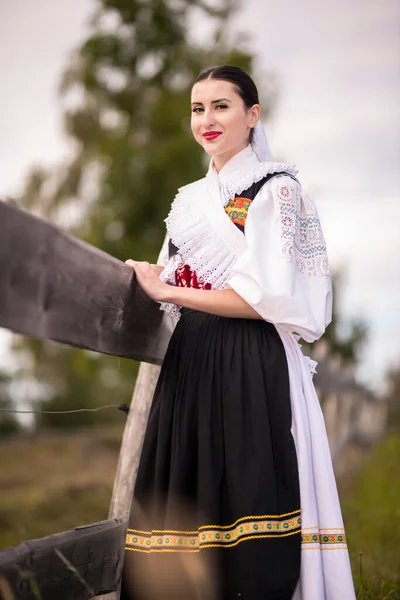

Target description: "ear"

left=248, top=104, right=261, bottom=128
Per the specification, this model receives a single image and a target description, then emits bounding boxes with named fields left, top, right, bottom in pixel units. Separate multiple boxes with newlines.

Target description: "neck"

left=212, top=140, right=249, bottom=173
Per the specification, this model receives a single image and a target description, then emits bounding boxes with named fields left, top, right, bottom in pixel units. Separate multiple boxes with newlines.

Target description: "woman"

left=123, top=66, right=355, bottom=599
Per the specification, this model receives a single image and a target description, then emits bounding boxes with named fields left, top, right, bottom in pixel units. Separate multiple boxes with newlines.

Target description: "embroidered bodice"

left=172, top=193, right=253, bottom=291
left=170, top=167, right=294, bottom=289
left=224, top=196, right=252, bottom=232
left=171, top=198, right=251, bottom=292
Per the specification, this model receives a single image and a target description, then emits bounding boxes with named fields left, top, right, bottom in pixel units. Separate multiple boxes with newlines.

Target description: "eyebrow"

left=191, top=98, right=232, bottom=106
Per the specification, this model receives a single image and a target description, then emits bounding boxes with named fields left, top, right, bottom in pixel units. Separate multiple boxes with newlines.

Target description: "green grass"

left=0, top=425, right=124, bottom=549
left=340, top=434, right=400, bottom=599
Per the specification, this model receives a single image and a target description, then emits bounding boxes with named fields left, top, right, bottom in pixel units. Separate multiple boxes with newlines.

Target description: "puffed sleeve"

left=226, top=175, right=332, bottom=343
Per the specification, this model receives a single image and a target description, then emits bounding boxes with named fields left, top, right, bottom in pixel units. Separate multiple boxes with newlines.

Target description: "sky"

left=0, top=0, right=399, bottom=392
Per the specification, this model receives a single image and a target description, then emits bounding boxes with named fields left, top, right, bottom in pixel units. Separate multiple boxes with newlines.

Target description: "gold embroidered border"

left=126, top=512, right=301, bottom=553
left=301, top=532, right=347, bottom=545
left=125, top=511, right=348, bottom=553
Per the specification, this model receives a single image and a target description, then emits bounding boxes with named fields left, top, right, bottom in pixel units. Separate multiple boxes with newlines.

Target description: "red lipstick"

left=203, top=131, right=222, bottom=141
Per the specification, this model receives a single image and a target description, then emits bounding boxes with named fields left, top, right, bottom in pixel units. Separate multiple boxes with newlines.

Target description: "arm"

left=166, top=286, right=262, bottom=319
left=125, top=260, right=262, bottom=320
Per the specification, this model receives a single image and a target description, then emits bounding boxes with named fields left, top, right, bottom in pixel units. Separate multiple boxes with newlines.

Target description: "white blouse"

left=160, top=144, right=332, bottom=344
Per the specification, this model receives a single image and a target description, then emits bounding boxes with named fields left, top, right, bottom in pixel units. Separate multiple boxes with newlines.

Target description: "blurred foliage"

left=0, top=372, right=21, bottom=437
left=0, top=425, right=123, bottom=548
left=324, top=271, right=369, bottom=364
left=11, top=0, right=271, bottom=429
left=340, top=434, right=400, bottom=599
left=303, top=270, right=369, bottom=365
left=384, top=365, right=400, bottom=432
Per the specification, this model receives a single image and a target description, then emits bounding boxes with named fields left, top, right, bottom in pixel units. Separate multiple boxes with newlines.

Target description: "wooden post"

left=108, top=362, right=161, bottom=520
left=97, top=362, right=161, bottom=599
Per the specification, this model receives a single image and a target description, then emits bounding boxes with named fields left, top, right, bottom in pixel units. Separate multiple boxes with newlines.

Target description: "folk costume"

left=123, top=124, right=356, bottom=599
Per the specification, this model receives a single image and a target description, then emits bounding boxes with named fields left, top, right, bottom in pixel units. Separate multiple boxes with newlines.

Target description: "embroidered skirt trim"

left=125, top=510, right=302, bottom=553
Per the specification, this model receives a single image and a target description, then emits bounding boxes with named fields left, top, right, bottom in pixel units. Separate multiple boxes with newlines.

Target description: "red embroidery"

left=277, top=185, right=293, bottom=201
left=175, top=263, right=212, bottom=290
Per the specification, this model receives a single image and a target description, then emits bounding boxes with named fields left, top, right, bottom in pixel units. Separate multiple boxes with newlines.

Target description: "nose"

left=201, top=107, right=216, bottom=129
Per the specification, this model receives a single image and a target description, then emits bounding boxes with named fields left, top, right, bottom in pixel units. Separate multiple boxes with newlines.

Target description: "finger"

left=135, top=262, right=152, bottom=273
left=125, top=259, right=136, bottom=267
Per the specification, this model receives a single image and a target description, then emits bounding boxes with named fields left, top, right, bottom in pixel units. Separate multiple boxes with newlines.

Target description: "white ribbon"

left=251, top=121, right=274, bottom=162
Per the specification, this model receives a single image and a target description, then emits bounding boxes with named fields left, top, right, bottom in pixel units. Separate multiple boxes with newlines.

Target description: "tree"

left=0, top=371, right=20, bottom=437
left=385, top=365, right=400, bottom=432
left=302, top=270, right=369, bottom=367
left=11, top=0, right=273, bottom=428
left=324, top=271, right=368, bottom=364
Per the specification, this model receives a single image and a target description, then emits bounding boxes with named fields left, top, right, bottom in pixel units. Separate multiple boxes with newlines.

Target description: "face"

left=191, top=78, right=260, bottom=171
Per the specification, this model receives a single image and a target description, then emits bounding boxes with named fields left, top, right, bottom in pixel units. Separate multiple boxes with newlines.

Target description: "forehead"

left=191, top=79, right=240, bottom=103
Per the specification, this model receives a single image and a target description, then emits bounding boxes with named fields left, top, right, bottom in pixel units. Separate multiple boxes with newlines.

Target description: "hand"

left=125, top=260, right=169, bottom=302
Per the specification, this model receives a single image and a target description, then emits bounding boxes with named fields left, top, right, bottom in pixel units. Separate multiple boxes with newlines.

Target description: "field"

left=0, top=425, right=123, bottom=549
left=341, top=435, right=400, bottom=599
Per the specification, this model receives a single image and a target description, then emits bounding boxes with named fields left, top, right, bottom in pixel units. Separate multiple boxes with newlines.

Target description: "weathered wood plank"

left=0, top=200, right=171, bottom=364
left=0, top=517, right=127, bottom=600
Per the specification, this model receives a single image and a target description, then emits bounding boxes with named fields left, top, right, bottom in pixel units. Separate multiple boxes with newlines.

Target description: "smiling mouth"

left=203, top=132, right=222, bottom=141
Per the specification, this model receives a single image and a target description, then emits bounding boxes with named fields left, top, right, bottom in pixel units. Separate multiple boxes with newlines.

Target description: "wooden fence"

left=0, top=199, right=169, bottom=599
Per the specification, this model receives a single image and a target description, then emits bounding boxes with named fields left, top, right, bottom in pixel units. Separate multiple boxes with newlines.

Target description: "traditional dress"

left=123, top=144, right=356, bottom=599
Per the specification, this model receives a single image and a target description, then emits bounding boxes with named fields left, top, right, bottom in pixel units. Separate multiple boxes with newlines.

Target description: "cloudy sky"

left=0, top=0, right=399, bottom=392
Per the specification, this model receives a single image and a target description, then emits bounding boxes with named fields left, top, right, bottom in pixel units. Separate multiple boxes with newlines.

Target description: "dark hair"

left=193, top=65, right=259, bottom=142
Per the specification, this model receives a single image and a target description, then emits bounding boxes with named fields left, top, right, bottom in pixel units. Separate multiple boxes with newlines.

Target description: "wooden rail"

left=0, top=518, right=127, bottom=600
left=0, top=199, right=171, bottom=364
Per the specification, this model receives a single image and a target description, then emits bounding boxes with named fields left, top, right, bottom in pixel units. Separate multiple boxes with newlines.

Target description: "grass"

left=339, top=434, right=400, bottom=599
left=0, top=424, right=124, bottom=549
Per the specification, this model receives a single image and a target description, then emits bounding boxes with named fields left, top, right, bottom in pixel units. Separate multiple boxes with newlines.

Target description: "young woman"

left=123, top=66, right=355, bottom=600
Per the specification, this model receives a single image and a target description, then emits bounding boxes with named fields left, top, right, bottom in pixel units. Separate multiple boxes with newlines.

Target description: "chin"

left=201, top=141, right=227, bottom=156
left=203, top=147, right=219, bottom=156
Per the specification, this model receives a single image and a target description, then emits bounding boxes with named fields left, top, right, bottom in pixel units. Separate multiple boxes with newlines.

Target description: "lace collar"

left=207, top=144, right=298, bottom=206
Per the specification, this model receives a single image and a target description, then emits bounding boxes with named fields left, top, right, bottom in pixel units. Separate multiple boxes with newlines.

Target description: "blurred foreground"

left=0, top=425, right=399, bottom=599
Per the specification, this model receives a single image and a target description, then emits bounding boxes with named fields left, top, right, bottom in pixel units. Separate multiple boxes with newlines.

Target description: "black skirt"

left=122, top=309, right=301, bottom=600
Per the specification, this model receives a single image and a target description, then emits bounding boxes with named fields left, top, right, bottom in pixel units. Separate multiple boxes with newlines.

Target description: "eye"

left=191, top=107, right=204, bottom=113
left=216, top=104, right=228, bottom=110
